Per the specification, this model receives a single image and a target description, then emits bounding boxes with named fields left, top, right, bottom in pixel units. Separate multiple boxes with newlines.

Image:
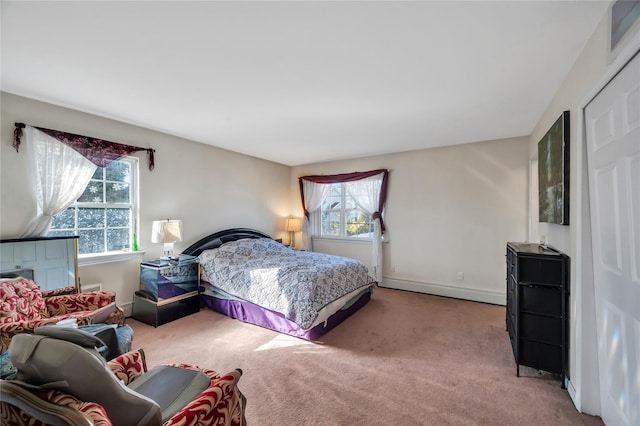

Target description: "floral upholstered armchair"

left=1, top=343, right=246, bottom=426
left=0, top=277, right=125, bottom=352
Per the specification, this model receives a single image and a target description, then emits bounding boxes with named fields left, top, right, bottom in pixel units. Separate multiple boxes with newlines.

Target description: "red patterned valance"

left=13, top=123, right=155, bottom=171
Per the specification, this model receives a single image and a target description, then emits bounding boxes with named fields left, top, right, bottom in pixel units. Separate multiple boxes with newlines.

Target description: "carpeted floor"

left=128, top=287, right=603, bottom=425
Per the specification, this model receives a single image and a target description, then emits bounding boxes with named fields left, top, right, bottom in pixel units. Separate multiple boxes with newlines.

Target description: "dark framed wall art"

left=538, top=111, right=570, bottom=225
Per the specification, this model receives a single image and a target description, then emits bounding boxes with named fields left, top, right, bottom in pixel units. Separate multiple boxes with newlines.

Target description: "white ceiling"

left=1, top=1, right=609, bottom=166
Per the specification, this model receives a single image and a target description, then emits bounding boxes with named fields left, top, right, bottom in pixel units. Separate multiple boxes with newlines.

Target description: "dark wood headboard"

left=182, top=228, right=272, bottom=257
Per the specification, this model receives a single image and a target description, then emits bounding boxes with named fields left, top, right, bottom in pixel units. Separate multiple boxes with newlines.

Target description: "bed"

left=182, top=228, right=376, bottom=340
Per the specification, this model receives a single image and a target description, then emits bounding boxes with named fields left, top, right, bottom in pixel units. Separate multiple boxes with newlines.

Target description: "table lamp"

left=151, top=219, right=183, bottom=259
left=286, top=217, right=302, bottom=248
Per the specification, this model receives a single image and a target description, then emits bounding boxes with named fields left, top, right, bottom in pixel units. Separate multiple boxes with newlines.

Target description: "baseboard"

left=380, top=278, right=505, bottom=305
left=567, top=378, right=579, bottom=410
left=121, top=301, right=133, bottom=317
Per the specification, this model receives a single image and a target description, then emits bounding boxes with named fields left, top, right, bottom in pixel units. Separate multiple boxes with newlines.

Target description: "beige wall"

left=292, top=136, right=530, bottom=305
left=528, top=14, right=609, bottom=418
left=527, top=6, right=639, bottom=416
left=0, top=92, right=292, bottom=312
left=1, top=93, right=529, bottom=310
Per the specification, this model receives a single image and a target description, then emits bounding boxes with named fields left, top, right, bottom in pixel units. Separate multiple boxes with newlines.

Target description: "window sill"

left=311, top=236, right=389, bottom=244
left=78, top=250, right=146, bottom=267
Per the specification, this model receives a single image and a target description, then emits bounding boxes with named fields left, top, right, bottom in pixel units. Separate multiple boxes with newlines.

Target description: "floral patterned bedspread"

left=199, top=238, right=374, bottom=329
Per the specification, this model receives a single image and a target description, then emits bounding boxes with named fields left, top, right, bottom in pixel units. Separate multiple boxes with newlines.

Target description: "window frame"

left=48, top=156, right=142, bottom=263
left=314, top=182, right=374, bottom=240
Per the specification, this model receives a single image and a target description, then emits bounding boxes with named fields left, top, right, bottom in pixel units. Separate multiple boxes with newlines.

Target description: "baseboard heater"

left=80, top=282, right=103, bottom=293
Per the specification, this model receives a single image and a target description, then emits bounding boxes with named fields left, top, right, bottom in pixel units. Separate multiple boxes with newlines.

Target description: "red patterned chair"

left=0, top=381, right=108, bottom=426
left=0, top=277, right=125, bottom=353
left=1, top=331, right=246, bottom=426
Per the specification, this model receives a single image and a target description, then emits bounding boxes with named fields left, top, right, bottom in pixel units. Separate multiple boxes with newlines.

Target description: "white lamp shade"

left=286, top=218, right=302, bottom=232
left=151, top=220, right=183, bottom=244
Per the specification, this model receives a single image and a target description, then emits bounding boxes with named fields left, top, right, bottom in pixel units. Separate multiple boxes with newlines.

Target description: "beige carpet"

left=128, top=288, right=602, bottom=425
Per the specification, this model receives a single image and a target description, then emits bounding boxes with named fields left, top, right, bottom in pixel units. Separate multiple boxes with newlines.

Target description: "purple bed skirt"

left=200, top=289, right=372, bottom=340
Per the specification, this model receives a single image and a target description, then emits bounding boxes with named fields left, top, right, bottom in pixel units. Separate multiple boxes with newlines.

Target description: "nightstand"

left=132, top=258, right=199, bottom=327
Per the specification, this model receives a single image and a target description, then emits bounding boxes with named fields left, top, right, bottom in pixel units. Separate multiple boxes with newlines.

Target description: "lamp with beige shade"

left=151, top=219, right=183, bottom=259
left=285, top=218, right=302, bottom=249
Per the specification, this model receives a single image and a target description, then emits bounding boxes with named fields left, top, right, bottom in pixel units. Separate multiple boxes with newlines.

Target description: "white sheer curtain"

left=300, top=179, right=330, bottom=251
left=347, top=172, right=385, bottom=281
left=21, top=126, right=97, bottom=237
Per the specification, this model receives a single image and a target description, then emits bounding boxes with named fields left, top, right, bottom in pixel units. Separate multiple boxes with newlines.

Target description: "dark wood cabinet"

left=506, top=242, right=569, bottom=386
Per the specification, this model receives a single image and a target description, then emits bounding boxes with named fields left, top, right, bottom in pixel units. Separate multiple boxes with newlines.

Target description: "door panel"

left=630, top=154, right=640, bottom=281
left=585, top=51, right=640, bottom=426
left=594, top=164, right=623, bottom=273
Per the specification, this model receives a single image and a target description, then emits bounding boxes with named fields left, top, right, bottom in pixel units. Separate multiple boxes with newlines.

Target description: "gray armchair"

left=2, top=327, right=246, bottom=425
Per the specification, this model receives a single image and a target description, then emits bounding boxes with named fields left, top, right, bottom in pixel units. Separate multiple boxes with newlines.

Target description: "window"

left=48, top=157, right=138, bottom=255
left=318, top=183, right=374, bottom=239
left=300, top=169, right=387, bottom=281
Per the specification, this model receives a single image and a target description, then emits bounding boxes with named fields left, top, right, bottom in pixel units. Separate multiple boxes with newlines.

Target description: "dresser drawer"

left=519, top=313, right=562, bottom=345
left=518, top=257, right=564, bottom=286
left=519, top=285, right=562, bottom=316
left=506, top=315, right=517, bottom=359
left=506, top=297, right=516, bottom=322
left=518, top=340, right=562, bottom=374
left=508, top=279, right=516, bottom=307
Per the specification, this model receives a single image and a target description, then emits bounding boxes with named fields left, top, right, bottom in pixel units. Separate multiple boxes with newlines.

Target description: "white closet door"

left=585, top=51, right=640, bottom=426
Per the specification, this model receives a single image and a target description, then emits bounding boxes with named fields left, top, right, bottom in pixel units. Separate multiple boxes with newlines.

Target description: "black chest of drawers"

left=506, top=242, right=569, bottom=387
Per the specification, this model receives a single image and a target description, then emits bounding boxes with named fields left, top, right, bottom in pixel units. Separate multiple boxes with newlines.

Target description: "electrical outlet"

left=391, top=265, right=396, bottom=272
left=457, top=272, right=464, bottom=280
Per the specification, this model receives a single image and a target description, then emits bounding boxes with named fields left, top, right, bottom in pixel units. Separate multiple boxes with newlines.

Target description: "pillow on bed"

left=196, top=236, right=268, bottom=253
left=215, top=238, right=286, bottom=254
left=198, top=238, right=289, bottom=263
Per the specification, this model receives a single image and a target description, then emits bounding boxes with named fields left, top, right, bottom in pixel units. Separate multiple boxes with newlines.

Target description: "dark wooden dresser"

left=506, top=242, right=569, bottom=386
